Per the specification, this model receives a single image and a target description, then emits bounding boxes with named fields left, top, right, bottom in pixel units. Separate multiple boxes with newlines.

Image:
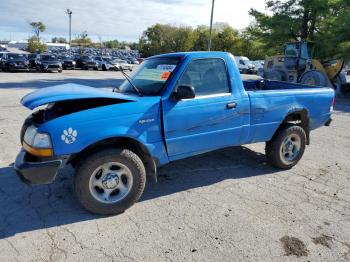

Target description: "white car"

left=234, top=56, right=256, bottom=74
left=114, top=59, right=133, bottom=71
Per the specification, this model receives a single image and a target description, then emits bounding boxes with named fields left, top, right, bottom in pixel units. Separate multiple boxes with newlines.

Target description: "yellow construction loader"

left=262, top=41, right=346, bottom=92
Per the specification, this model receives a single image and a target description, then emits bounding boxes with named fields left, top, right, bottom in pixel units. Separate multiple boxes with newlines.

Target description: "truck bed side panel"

left=246, top=88, right=334, bottom=143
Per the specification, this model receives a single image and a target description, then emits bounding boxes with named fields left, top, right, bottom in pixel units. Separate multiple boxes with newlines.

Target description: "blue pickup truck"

left=15, top=52, right=334, bottom=214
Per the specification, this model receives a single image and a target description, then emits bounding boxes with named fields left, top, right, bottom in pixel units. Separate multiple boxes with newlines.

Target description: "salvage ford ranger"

left=15, top=52, right=334, bottom=215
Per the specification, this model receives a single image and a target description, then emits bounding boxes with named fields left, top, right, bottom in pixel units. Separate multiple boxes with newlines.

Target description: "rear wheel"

left=74, top=148, right=146, bottom=215
left=266, top=124, right=306, bottom=169
left=102, top=64, right=107, bottom=71
left=300, top=70, right=328, bottom=87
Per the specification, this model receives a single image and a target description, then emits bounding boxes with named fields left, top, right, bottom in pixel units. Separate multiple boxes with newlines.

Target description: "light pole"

left=65, top=9, right=72, bottom=53
left=208, top=0, right=215, bottom=51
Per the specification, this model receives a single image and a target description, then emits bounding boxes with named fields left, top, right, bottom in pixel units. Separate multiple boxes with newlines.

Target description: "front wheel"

left=265, top=124, right=306, bottom=169
left=74, top=148, right=146, bottom=215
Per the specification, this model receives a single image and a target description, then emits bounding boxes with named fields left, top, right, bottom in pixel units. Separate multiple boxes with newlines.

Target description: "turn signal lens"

left=23, top=142, right=53, bottom=157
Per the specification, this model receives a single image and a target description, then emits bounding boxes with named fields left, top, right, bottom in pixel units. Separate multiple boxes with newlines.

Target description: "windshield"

left=8, top=54, right=26, bottom=60
left=42, top=55, right=57, bottom=61
left=118, top=57, right=180, bottom=96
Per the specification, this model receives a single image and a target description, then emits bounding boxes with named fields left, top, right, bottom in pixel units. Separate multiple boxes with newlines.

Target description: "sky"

left=0, top=0, right=267, bottom=42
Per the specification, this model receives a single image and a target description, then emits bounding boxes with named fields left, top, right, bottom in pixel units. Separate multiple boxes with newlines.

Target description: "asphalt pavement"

left=0, top=70, right=350, bottom=261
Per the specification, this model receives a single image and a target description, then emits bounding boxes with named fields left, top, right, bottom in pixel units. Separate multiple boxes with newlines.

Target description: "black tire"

left=265, top=70, right=286, bottom=81
left=300, top=70, right=328, bottom=87
left=74, top=148, right=146, bottom=215
left=265, top=124, right=306, bottom=169
left=102, top=65, right=107, bottom=71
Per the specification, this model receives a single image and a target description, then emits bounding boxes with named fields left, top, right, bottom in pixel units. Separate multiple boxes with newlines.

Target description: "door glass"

left=178, top=59, right=230, bottom=96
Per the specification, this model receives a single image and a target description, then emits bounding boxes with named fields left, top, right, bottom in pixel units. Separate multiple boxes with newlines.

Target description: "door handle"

left=226, top=102, right=237, bottom=109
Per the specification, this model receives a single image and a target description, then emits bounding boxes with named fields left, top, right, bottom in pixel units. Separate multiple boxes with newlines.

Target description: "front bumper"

left=14, top=150, right=64, bottom=185
left=43, top=65, right=61, bottom=71
left=11, top=65, right=30, bottom=71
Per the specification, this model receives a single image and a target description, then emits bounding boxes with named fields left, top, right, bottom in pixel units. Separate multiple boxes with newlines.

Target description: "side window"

left=178, top=59, right=230, bottom=96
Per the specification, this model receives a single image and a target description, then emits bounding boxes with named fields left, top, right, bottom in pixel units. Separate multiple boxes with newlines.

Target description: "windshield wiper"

left=119, top=69, right=143, bottom=97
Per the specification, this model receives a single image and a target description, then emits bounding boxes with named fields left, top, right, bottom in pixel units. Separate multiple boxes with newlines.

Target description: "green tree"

left=72, top=31, right=93, bottom=47
left=249, top=0, right=350, bottom=60
left=27, top=36, right=47, bottom=53
left=139, top=24, right=194, bottom=57
left=191, top=25, right=211, bottom=51
left=51, top=37, right=67, bottom=43
left=104, top=40, right=119, bottom=49
left=29, top=21, right=46, bottom=40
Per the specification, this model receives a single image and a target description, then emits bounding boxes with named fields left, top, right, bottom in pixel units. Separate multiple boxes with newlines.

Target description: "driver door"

left=162, top=58, right=245, bottom=160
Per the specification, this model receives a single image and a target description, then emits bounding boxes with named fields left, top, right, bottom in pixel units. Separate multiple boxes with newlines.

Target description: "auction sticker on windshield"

left=161, top=71, right=171, bottom=80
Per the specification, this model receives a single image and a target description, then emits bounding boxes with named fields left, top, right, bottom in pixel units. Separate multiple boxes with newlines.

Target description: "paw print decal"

left=61, top=128, right=78, bottom=144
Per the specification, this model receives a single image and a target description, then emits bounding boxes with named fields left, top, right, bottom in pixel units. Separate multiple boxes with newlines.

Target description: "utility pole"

left=208, top=0, right=215, bottom=51
left=66, top=9, right=72, bottom=53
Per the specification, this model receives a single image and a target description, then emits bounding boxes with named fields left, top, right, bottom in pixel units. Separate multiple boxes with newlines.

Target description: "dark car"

left=36, top=54, right=62, bottom=72
left=75, top=55, right=98, bottom=70
left=0, top=53, right=30, bottom=72
left=58, top=55, right=76, bottom=70
left=28, top=53, right=40, bottom=69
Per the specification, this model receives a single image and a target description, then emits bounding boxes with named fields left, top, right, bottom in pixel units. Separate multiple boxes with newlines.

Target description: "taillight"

left=330, top=97, right=335, bottom=112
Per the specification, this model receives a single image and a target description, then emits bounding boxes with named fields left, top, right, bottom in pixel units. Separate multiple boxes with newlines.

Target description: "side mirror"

left=174, top=85, right=195, bottom=100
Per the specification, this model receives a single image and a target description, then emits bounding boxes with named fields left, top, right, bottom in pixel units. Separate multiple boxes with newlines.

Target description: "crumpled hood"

left=21, top=83, right=138, bottom=110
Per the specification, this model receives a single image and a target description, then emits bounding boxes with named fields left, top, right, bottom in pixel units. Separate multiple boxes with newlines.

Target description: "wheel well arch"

left=273, top=109, right=310, bottom=144
left=68, top=136, right=158, bottom=182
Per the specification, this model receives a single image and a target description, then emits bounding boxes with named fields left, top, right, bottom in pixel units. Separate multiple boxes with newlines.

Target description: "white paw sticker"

left=61, top=128, right=78, bottom=144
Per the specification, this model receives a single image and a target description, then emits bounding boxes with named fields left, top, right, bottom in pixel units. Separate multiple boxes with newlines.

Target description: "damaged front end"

left=15, top=83, right=139, bottom=185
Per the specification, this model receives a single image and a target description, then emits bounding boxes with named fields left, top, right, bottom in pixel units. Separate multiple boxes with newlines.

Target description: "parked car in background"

left=234, top=56, right=256, bottom=74
left=0, top=53, right=30, bottom=72
left=114, top=59, right=133, bottom=71
left=75, top=55, right=98, bottom=70
left=95, top=57, right=132, bottom=71
left=252, top=60, right=264, bottom=71
left=58, top=55, right=76, bottom=70
left=0, top=52, right=7, bottom=63
left=28, top=54, right=40, bottom=69
left=343, top=67, right=350, bottom=75
left=93, top=56, right=108, bottom=70
left=36, top=54, right=62, bottom=72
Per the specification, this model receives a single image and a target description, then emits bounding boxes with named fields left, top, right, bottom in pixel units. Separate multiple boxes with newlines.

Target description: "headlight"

left=23, top=126, right=53, bottom=157
left=72, top=61, right=76, bottom=65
